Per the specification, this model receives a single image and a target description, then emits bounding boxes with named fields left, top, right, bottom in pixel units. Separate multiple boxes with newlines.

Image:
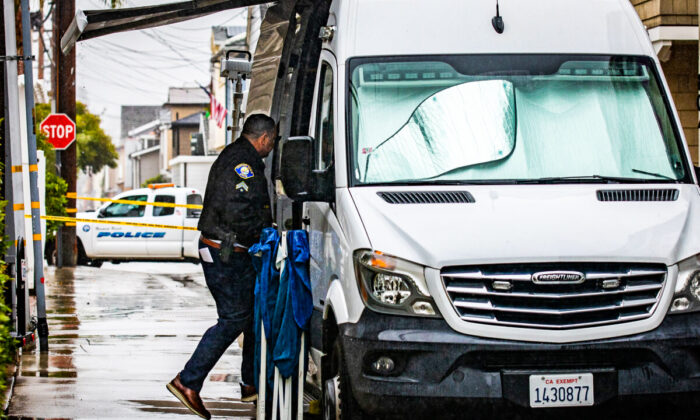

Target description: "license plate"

left=529, top=373, right=594, bottom=408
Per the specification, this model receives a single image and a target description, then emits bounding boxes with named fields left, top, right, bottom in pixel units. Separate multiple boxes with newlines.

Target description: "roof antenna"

left=492, top=0, right=505, bottom=34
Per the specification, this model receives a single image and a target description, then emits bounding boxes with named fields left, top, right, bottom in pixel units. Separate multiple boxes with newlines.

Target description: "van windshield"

left=348, top=55, right=689, bottom=185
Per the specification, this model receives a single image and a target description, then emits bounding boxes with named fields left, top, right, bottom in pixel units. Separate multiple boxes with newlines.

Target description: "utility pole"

left=1, top=0, right=16, bottom=336
left=21, top=0, right=49, bottom=351
left=3, top=0, right=29, bottom=339
left=37, top=1, right=44, bottom=81
left=53, top=0, right=76, bottom=266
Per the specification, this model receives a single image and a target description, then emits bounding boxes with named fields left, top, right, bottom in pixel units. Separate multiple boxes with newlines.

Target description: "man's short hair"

left=241, top=114, right=276, bottom=139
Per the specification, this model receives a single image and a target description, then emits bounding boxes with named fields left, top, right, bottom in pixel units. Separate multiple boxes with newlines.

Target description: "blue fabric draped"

left=272, top=230, right=312, bottom=378
left=250, top=228, right=280, bottom=391
left=250, top=228, right=313, bottom=388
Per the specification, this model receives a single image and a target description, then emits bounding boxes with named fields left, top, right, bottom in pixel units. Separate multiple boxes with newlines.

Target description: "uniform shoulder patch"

left=235, top=163, right=254, bottom=179
left=236, top=181, right=249, bottom=192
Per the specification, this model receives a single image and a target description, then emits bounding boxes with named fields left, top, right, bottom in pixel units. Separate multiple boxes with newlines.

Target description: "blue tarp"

left=250, top=229, right=312, bottom=392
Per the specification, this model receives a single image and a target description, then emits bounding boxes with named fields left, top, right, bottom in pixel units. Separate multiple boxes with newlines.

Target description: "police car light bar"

left=148, top=183, right=175, bottom=189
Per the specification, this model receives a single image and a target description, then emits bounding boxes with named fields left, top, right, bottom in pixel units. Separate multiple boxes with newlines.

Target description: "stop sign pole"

left=39, top=114, right=76, bottom=273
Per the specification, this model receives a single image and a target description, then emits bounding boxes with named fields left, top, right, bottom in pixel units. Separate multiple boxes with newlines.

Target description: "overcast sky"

left=72, top=0, right=246, bottom=140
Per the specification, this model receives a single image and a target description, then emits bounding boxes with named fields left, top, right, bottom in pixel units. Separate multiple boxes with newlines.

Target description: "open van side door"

left=305, top=51, right=339, bottom=310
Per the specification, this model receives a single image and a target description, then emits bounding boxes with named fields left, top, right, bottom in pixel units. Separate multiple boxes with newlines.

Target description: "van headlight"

left=354, top=250, right=440, bottom=318
left=670, top=254, right=700, bottom=313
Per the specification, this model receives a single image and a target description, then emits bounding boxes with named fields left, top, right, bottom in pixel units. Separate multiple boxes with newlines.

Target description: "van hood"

left=349, top=185, right=700, bottom=268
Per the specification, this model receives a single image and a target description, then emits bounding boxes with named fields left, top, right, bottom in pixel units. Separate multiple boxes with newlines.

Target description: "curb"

left=2, top=360, right=18, bottom=414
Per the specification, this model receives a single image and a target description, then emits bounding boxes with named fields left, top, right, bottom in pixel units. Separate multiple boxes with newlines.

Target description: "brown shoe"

left=166, top=374, right=211, bottom=419
left=240, top=382, right=258, bottom=402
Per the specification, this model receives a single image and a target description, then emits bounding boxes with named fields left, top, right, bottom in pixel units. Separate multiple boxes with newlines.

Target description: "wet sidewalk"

left=8, top=263, right=256, bottom=419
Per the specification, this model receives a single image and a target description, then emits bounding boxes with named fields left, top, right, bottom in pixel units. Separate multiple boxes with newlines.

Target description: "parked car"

left=74, top=184, right=202, bottom=266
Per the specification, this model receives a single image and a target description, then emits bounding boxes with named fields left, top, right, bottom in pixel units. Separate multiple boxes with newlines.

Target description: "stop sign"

left=40, top=113, right=76, bottom=150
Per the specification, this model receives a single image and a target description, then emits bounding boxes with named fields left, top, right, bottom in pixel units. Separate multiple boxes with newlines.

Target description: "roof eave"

left=61, top=0, right=270, bottom=54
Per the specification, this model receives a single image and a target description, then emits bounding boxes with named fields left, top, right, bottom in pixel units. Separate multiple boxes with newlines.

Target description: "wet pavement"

left=7, top=263, right=256, bottom=419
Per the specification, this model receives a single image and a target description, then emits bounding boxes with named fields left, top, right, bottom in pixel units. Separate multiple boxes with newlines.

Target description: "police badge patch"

left=235, top=163, right=254, bottom=179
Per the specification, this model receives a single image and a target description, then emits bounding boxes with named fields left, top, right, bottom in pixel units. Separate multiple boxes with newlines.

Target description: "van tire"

left=324, top=338, right=368, bottom=420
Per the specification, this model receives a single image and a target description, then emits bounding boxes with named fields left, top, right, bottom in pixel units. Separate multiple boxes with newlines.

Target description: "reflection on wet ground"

left=8, top=264, right=255, bottom=419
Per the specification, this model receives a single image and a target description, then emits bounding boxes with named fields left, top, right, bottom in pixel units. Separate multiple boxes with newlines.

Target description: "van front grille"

left=441, top=263, right=666, bottom=330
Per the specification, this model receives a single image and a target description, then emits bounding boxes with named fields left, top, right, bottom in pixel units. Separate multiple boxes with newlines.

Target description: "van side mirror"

left=280, top=136, right=333, bottom=202
left=694, top=166, right=700, bottom=184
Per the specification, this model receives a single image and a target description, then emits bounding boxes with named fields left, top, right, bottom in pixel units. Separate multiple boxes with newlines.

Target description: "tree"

left=75, top=102, right=119, bottom=174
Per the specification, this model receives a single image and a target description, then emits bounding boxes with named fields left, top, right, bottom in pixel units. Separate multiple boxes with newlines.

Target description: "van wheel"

left=89, top=260, right=103, bottom=268
left=324, top=339, right=368, bottom=420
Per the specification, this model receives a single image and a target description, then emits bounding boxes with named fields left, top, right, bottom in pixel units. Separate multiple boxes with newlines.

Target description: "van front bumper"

left=339, top=310, right=700, bottom=414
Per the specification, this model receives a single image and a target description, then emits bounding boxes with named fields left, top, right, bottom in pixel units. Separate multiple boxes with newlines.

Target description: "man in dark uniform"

left=167, top=114, right=276, bottom=420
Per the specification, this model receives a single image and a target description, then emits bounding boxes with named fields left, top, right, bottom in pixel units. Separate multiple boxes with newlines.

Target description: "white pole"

left=283, top=377, right=292, bottom=420
left=257, top=319, right=267, bottom=419
left=272, top=367, right=280, bottom=420
left=3, top=0, right=28, bottom=336
left=297, top=332, right=305, bottom=420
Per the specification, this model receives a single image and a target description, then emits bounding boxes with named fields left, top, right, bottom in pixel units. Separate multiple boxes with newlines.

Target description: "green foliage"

left=0, top=119, right=17, bottom=414
left=0, top=263, right=14, bottom=412
left=44, top=171, right=68, bottom=240
left=75, top=103, right=119, bottom=174
left=141, top=174, right=171, bottom=188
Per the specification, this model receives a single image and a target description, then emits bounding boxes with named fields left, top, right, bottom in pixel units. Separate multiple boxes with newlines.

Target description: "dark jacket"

left=197, top=137, right=272, bottom=247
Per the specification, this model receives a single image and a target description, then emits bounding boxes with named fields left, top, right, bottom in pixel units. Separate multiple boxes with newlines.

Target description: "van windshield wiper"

left=359, top=174, right=677, bottom=186
left=361, top=179, right=473, bottom=186
left=631, top=168, right=674, bottom=180
left=514, top=175, right=668, bottom=184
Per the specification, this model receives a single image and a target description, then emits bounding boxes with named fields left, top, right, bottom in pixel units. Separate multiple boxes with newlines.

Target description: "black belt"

left=201, top=236, right=247, bottom=253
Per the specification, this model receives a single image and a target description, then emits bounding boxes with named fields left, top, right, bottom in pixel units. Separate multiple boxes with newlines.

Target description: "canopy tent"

left=60, top=0, right=270, bottom=53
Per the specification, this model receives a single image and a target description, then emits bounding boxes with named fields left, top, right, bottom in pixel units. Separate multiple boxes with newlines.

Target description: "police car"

left=75, top=184, right=202, bottom=267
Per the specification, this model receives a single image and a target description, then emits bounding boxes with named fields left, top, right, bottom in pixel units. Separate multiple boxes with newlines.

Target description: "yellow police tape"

left=65, top=192, right=204, bottom=210
left=24, top=214, right=198, bottom=231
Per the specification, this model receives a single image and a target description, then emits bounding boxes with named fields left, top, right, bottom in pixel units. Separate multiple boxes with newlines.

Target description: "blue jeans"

left=180, top=240, right=256, bottom=393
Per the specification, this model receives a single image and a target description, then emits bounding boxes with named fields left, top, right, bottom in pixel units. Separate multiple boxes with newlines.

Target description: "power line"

left=79, top=72, right=167, bottom=96
left=87, top=37, right=210, bottom=58
left=166, top=8, right=248, bottom=32
left=142, top=30, right=209, bottom=75
left=79, top=43, right=209, bottom=76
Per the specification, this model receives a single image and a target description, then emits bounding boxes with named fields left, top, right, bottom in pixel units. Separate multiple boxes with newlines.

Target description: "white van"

left=248, top=0, right=700, bottom=416
left=74, top=185, right=202, bottom=266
